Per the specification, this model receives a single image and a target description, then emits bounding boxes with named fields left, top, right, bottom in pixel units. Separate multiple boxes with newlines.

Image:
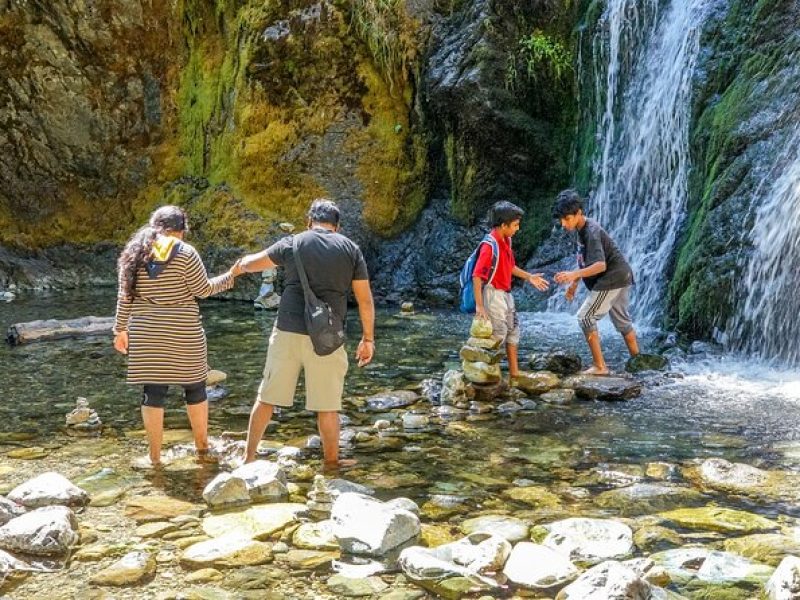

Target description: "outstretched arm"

left=352, top=279, right=375, bottom=367
left=511, top=266, right=550, bottom=291
left=239, top=250, right=277, bottom=274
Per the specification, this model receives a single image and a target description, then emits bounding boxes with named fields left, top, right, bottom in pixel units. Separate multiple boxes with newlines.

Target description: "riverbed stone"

left=7, top=472, right=89, bottom=508
left=561, top=375, right=642, bottom=400
left=503, top=542, right=579, bottom=591
left=180, top=535, right=273, bottom=569
left=595, top=483, right=705, bottom=516
left=626, top=354, right=668, bottom=373
left=185, top=568, right=224, bottom=583
left=399, top=533, right=510, bottom=583
left=764, top=555, right=800, bottom=600
left=366, top=390, right=420, bottom=412
left=0, top=497, right=25, bottom=527
left=459, top=345, right=502, bottom=364
left=420, top=523, right=461, bottom=547
left=89, top=550, right=156, bottom=586
left=723, top=533, right=800, bottom=566
left=0, top=505, right=78, bottom=555
left=135, top=521, right=178, bottom=539
left=460, top=515, right=529, bottom=543
left=529, top=351, right=582, bottom=375
left=513, top=371, right=560, bottom=395
left=231, top=460, right=288, bottom=502
left=684, top=458, right=800, bottom=502
left=657, top=506, right=778, bottom=534
left=633, top=526, right=683, bottom=553
left=555, top=560, right=652, bottom=599
left=201, top=503, right=305, bottom=540
left=539, top=389, right=576, bottom=405
left=466, top=336, right=502, bottom=350
left=503, top=486, right=562, bottom=509
left=326, top=574, right=389, bottom=596
left=283, top=548, right=339, bottom=569
left=462, top=361, right=501, bottom=384
left=202, top=473, right=251, bottom=509
left=293, top=520, right=338, bottom=550
left=125, top=496, right=201, bottom=523
left=543, top=518, right=634, bottom=564
left=331, top=492, right=420, bottom=556
left=695, top=550, right=773, bottom=584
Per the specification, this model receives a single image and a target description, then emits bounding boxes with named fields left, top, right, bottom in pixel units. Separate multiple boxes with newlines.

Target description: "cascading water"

left=728, top=127, right=800, bottom=364
left=582, top=0, right=713, bottom=325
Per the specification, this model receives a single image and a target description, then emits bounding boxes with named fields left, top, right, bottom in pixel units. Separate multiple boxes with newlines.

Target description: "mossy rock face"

left=633, top=525, right=683, bottom=553
left=625, top=354, right=668, bottom=373
left=657, top=506, right=778, bottom=534
left=503, top=486, right=562, bottom=509
left=595, top=483, right=705, bottom=516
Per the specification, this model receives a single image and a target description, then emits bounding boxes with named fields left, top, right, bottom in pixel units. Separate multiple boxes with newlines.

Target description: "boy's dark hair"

left=489, top=201, right=524, bottom=228
left=307, top=198, right=340, bottom=226
left=552, top=189, right=584, bottom=219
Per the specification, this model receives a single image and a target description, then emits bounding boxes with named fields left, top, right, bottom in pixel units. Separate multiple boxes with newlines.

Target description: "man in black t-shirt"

left=237, top=199, right=375, bottom=468
left=553, top=189, right=640, bottom=375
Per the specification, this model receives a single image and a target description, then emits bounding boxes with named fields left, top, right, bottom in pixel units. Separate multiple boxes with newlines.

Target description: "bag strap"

left=292, top=234, right=320, bottom=304
left=484, top=235, right=501, bottom=287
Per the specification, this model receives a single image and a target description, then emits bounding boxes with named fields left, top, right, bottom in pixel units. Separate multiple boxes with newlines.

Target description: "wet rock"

left=402, top=413, right=429, bottom=431
left=366, top=390, right=420, bottom=412
left=331, top=493, right=420, bottom=556
left=650, top=547, right=772, bottom=584
left=441, top=370, right=468, bottom=405
left=399, top=532, right=510, bottom=582
left=462, top=361, right=501, bottom=384
left=0, top=497, right=25, bottom=527
left=135, top=521, right=178, bottom=539
left=595, top=484, right=704, bottom=516
left=561, top=375, right=642, bottom=401
left=459, top=345, right=502, bottom=364
left=466, top=336, right=502, bottom=350
left=723, top=533, right=800, bottom=567
left=124, top=496, right=200, bottom=523
left=180, top=535, right=273, bottom=568
left=387, top=498, right=421, bottom=516
left=543, top=518, right=634, bottom=564
left=503, top=486, right=561, bottom=509
left=683, top=458, right=776, bottom=496
left=326, top=574, right=389, bottom=596
left=555, top=560, right=652, bottom=599
left=514, top=371, right=560, bottom=395
left=89, top=550, right=156, bottom=586
left=459, top=515, right=529, bottom=543
left=539, top=389, right=576, bottom=404
left=0, top=505, right=78, bottom=555
left=201, top=504, right=305, bottom=540
left=6, top=447, right=49, bottom=459
left=504, top=542, right=578, bottom=591
left=469, top=319, right=493, bottom=339
left=231, top=460, right=288, bottom=502
left=420, top=523, right=461, bottom=548
left=202, top=473, right=250, bottom=509
left=626, top=354, right=668, bottom=373
left=633, top=526, right=683, bottom=553
left=283, top=548, right=339, bottom=569
left=657, top=506, right=778, bottom=534
left=765, top=555, right=800, bottom=600
left=293, top=520, right=338, bottom=550
left=469, top=381, right=505, bottom=403
left=400, top=301, right=415, bottom=314
left=646, top=462, right=676, bottom=480
left=7, top=472, right=89, bottom=508
left=327, top=480, right=375, bottom=497
left=529, top=351, right=582, bottom=375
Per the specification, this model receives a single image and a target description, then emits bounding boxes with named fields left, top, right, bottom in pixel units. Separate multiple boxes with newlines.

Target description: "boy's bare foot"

left=323, top=458, right=358, bottom=472
left=582, top=365, right=610, bottom=376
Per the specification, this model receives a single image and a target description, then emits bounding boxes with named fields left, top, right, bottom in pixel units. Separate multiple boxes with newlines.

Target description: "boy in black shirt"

left=553, top=189, right=639, bottom=375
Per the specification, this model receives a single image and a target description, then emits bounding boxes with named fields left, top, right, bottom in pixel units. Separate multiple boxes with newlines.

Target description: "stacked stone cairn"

left=253, top=267, right=280, bottom=310
left=64, top=398, right=102, bottom=435
left=306, top=475, right=335, bottom=518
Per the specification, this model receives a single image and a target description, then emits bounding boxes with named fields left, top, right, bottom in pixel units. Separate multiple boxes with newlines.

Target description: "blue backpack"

left=459, top=234, right=500, bottom=313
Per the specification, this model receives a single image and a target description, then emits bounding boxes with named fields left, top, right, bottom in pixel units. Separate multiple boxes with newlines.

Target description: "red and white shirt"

left=473, top=228, right=516, bottom=292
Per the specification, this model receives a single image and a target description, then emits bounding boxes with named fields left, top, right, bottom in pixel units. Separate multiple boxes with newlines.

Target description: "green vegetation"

left=506, top=30, right=573, bottom=90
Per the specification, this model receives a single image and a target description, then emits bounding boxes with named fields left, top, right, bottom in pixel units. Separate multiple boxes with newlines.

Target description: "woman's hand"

left=113, top=331, right=129, bottom=354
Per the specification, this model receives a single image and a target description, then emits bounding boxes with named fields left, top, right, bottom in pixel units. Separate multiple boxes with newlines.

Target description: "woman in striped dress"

left=113, top=206, right=243, bottom=466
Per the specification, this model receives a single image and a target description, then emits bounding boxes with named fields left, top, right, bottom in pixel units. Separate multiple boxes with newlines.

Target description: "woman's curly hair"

left=117, top=206, right=188, bottom=300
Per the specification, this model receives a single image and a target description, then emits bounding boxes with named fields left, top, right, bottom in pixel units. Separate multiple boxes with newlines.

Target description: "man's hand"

left=356, top=339, right=374, bottom=367
left=229, top=258, right=244, bottom=277
left=554, top=270, right=578, bottom=285
left=113, top=331, right=129, bottom=354
left=528, top=273, right=550, bottom=291
left=565, top=284, right=577, bottom=303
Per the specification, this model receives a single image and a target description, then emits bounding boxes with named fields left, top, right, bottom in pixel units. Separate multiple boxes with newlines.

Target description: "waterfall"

left=728, top=127, right=800, bottom=364
left=585, top=0, right=712, bottom=324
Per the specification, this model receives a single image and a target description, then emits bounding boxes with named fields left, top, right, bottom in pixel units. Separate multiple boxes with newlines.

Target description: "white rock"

left=7, top=472, right=89, bottom=508
left=461, top=515, right=529, bottom=543
left=0, top=548, right=27, bottom=584
left=293, top=521, right=338, bottom=550
left=504, top=542, right=579, bottom=591
left=231, top=460, right=287, bottom=501
left=331, top=493, right=420, bottom=556
left=556, top=560, right=651, bottom=599
left=765, top=555, right=800, bottom=600
left=202, top=473, right=250, bottom=509
left=0, top=497, right=25, bottom=527
left=386, top=498, right=420, bottom=516
left=180, top=534, right=272, bottom=568
left=89, top=550, right=156, bottom=586
left=0, top=506, right=78, bottom=555
left=544, top=518, right=634, bottom=564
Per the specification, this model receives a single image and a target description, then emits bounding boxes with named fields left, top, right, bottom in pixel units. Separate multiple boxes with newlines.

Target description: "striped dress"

left=113, top=240, right=234, bottom=385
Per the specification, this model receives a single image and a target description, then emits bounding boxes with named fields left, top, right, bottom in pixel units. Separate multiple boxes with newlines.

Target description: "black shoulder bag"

left=292, top=235, right=346, bottom=356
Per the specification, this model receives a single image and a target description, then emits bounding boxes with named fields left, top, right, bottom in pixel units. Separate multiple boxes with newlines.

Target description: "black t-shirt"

left=267, top=228, right=369, bottom=334
left=577, top=218, right=633, bottom=291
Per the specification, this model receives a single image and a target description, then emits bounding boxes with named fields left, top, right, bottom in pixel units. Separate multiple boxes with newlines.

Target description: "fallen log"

left=6, top=316, right=114, bottom=345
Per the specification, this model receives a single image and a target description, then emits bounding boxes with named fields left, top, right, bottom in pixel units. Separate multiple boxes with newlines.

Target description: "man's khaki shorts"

left=256, top=327, right=349, bottom=411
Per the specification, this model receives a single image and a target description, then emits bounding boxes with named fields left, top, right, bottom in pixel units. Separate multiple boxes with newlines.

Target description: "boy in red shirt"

left=473, top=201, right=549, bottom=381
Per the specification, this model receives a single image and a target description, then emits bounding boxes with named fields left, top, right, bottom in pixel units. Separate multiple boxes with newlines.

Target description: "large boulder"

left=561, top=376, right=642, bottom=401
left=231, top=461, right=287, bottom=502
left=504, top=542, right=579, bottom=592
left=543, top=518, right=634, bottom=564
left=555, top=560, right=652, bottom=600
left=331, top=493, right=420, bottom=556
left=7, top=472, right=89, bottom=508
left=202, top=473, right=251, bottom=509
left=765, top=555, right=800, bottom=600
left=0, top=505, right=78, bottom=555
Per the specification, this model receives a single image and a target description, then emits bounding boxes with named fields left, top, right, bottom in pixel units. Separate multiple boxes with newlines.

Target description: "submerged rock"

left=657, top=506, right=778, bottom=534
left=7, top=472, right=89, bottom=508
left=723, top=533, right=800, bottom=567
left=595, top=483, right=704, bottom=516
left=331, top=493, right=420, bottom=556
left=503, top=542, right=579, bottom=591
left=365, top=390, right=420, bottom=412
left=633, top=526, right=683, bottom=553
left=764, top=555, right=800, bottom=600
left=625, top=353, right=668, bottom=373
left=539, top=389, right=576, bottom=405
left=529, top=351, right=582, bottom=375
left=0, top=505, right=78, bottom=555
left=651, top=548, right=773, bottom=584
left=543, top=518, right=634, bottom=564
left=561, top=375, right=642, bottom=401
left=89, top=550, right=156, bottom=586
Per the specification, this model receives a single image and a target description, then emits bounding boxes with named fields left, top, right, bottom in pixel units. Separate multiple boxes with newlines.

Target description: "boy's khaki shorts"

left=483, top=284, right=520, bottom=346
left=256, top=327, right=349, bottom=411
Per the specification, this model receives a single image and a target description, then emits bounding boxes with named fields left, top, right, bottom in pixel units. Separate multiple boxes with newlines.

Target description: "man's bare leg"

left=584, top=330, right=609, bottom=375
left=141, top=406, right=164, bottom=465
left=318, top=411, right=355, bottom=469
left=245, top=401, right=273, bottom=463
left=623, top=329, right=639, bottom=357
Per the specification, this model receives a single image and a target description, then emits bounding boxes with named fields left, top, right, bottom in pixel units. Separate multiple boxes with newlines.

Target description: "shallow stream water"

left=2, top=290, right=800, bottom=598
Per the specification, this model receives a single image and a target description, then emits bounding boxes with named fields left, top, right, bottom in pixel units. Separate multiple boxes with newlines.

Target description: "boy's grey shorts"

left=483, top=285, right=520, bottom=346
left=577, top=286, right=634, bottom=335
